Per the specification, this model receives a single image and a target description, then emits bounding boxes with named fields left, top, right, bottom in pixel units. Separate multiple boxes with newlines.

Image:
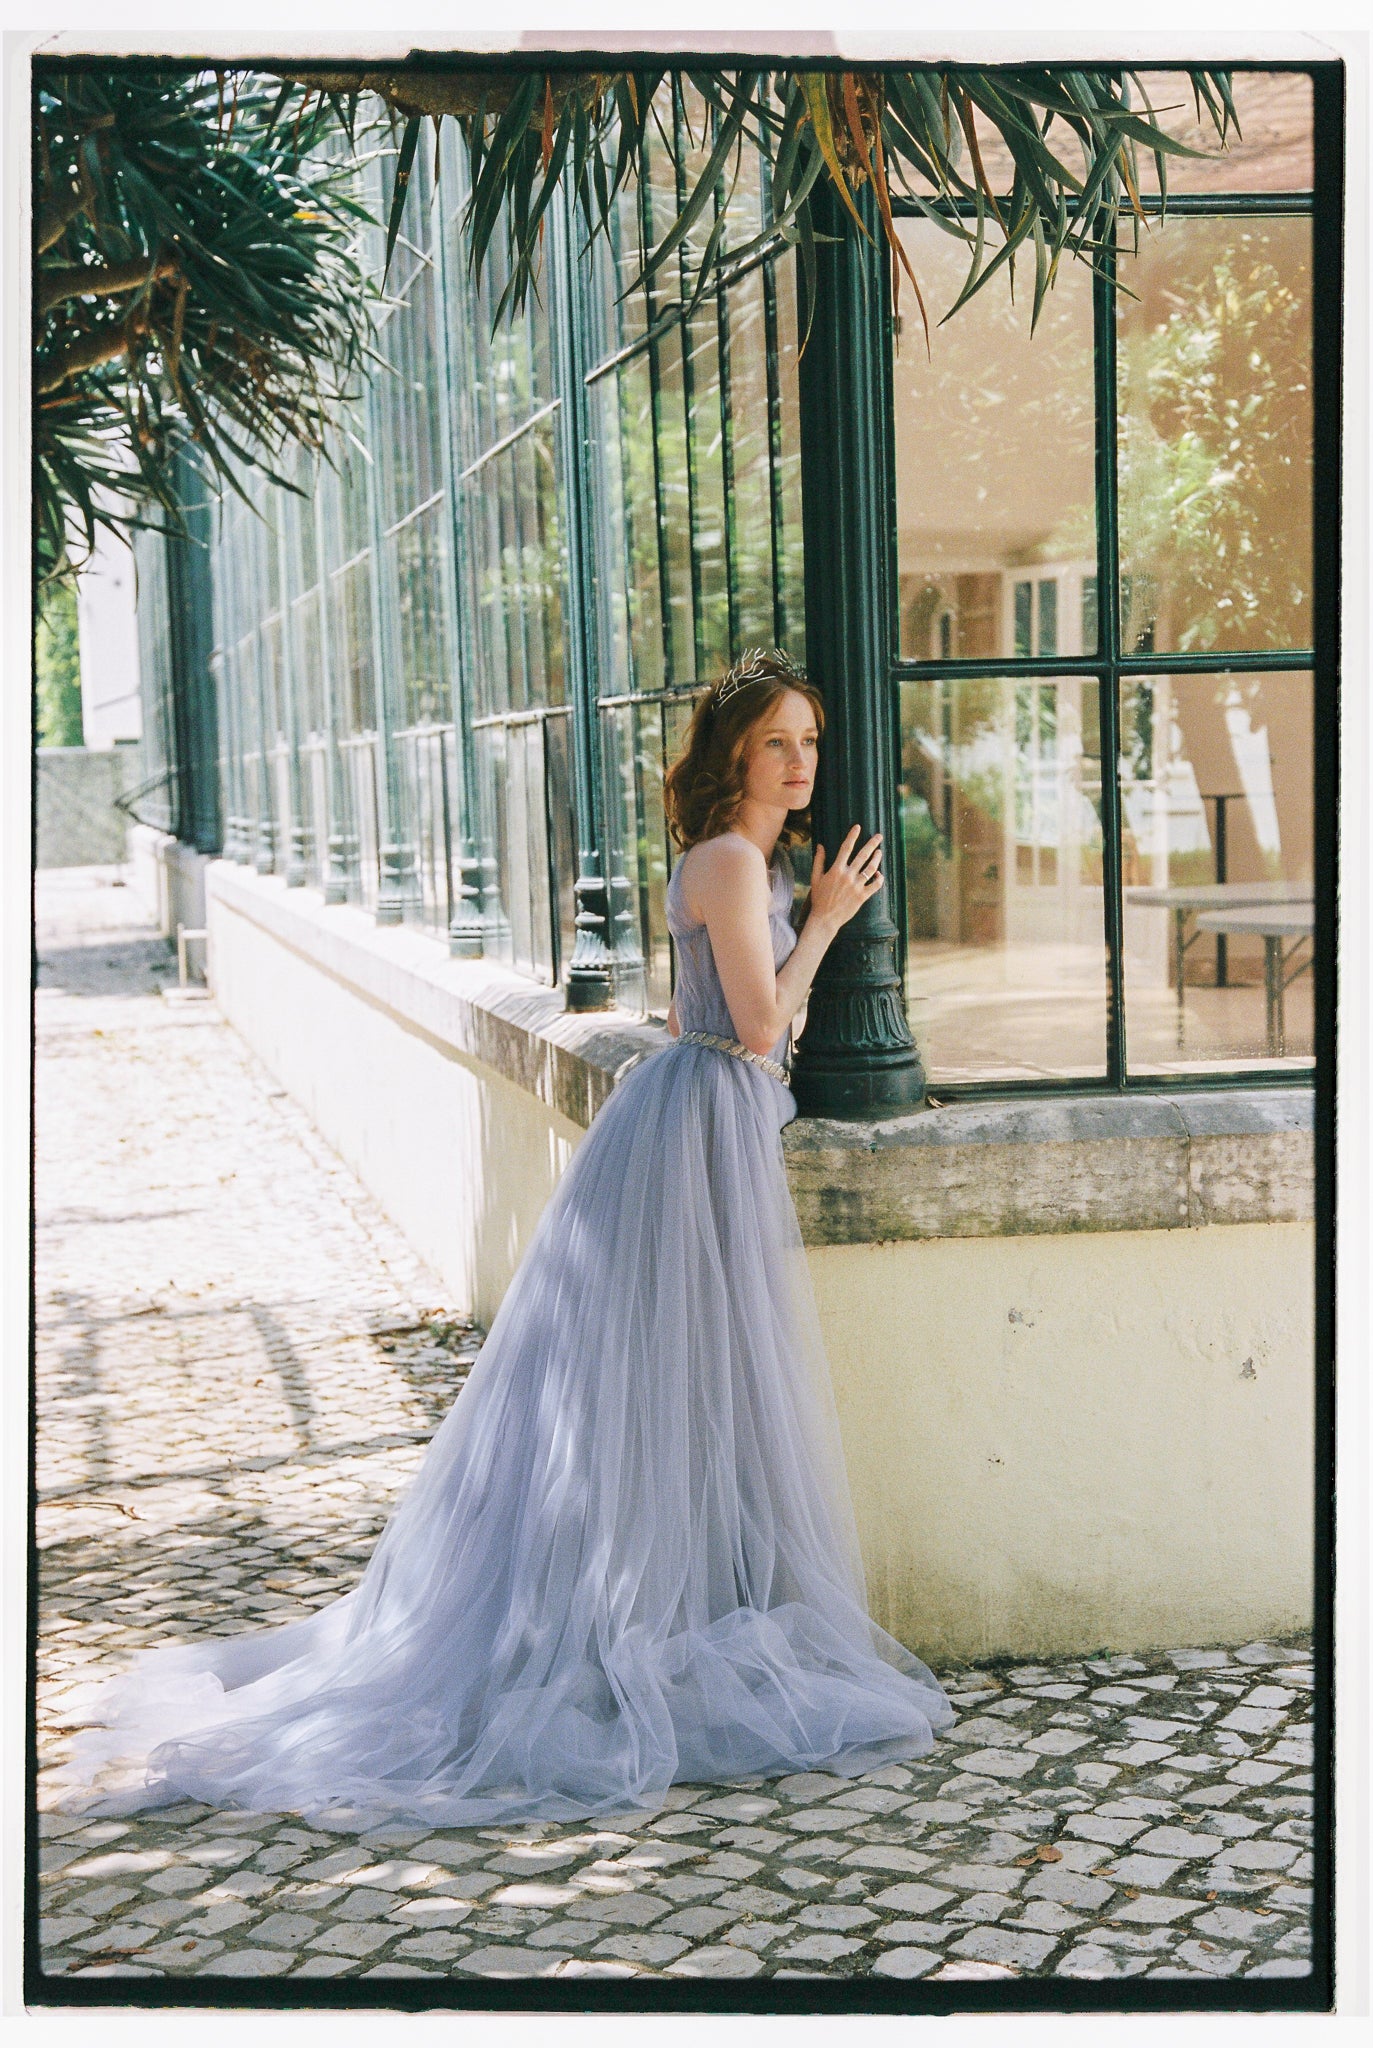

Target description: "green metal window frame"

left=576, top=79, right=809, bottom=1014
left=884, top=72, right=1328, bottom=1100
left=171, top=61, right=1337, bottom=1115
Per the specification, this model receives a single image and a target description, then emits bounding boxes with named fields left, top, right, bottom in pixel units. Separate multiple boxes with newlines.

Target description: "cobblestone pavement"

left=33, top=868, right=1315, bottom=1989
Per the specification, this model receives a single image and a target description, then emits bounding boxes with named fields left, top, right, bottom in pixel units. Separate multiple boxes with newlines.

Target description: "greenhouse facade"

left=136, top=66, right=1333, bottom=1109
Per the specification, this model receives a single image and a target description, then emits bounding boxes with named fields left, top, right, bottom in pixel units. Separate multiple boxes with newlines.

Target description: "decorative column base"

left=375, top=841, right=418, bottom=926
left=323, top=830, right=351, bottom=905
left=564, top=862, right=615, bottom=1010
left=283, top=824, right=309, bottom=889
left=254, top=820, right=275, bottom=874
left=789, top=924, right=926, bottom=1116
left=448, top=840, right=486, bottom=959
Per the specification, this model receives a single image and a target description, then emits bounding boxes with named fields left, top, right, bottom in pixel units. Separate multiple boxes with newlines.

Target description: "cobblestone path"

left=33, top=868, right=1315, bottom=1988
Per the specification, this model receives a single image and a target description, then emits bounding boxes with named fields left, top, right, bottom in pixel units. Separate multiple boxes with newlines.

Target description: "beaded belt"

left=675, top=1029, right=790, bottom=1085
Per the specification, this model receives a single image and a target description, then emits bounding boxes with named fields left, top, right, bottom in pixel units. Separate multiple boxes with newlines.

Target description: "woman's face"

left=740, top=688, right=820, bottom=814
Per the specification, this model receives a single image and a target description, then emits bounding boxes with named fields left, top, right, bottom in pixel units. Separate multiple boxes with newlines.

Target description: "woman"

left=60, top=649, right=953, bottom=1826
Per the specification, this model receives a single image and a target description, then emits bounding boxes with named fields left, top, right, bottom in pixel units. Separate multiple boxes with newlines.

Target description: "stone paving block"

left=575, top=1890, right=672, bottom=1926
left=524, top=1920, right=601, bottom=1948
left=135, top=1935, right=228, bottom=1969
left=306, top=1921, right=396, bottom=1957
left=252, top=1911, right=325, bottom=1947
left=723, top=1921, right=788, bottom=1954
left=1023, top=1868, right=1115, bottom=1911
left=950, top=1924, right=1059, bottom=1970
left=177, top=1899, right=259, bottom=1937
left=656, top=1906, right=734, bottom=1940
left=938, top=1864, right=1026, bottom=1894
left=775, top=1932, right=865, bottom=1964
left=592, top=1931, right=690, bottom=1966
left=872, top=1947, right=940, bottom=1978
left=666, top=1946, right=765, bottom=1977
left=1058, top=1945, right=1151, bottom=1978
left=1098, top=1854, right=1184, bottom=1890
left=455, top=1946, right=570, bottom=1976
left=871, top=1882, right=958, bottom=1914
left=718, top=1884, right=793, bottom=1917
left=1112, top=1894, right=1204, bottom=1924
left=838, top=1845, right=932, bottom=1876
left=959, top=1749, right=1039, bottom=1780
left=1213, top=1840, right=1300, bottom=1872
left=872, top=1920, right=954, bottom=1946
left=797, top=1902, right=876, bottom=1932
left=201, top=1948, right=295, bottom=1976
left=943, top=1892, right=1014, bottom=1924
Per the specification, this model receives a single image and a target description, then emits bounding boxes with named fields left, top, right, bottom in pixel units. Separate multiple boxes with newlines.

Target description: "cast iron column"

left=788, top=180, right=926, bottom=1116
left=551, top=183, right=615, bottom=1010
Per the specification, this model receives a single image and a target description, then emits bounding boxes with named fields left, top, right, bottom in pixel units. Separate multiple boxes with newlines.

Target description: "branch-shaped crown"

left=711, top=647, right=808, bottom=710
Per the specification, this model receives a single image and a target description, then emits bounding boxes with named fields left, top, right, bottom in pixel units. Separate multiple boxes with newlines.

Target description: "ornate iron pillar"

left=788, top=181, right=926, bottom=1117
left=550, top=182, right=615, bottom=1010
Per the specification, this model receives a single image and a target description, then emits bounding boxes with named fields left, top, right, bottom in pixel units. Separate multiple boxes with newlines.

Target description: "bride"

left=59, top=648, right=954, bottom=1826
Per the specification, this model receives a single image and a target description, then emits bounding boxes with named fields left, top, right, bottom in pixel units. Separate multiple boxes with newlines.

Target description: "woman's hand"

left=807, top=825, right=883, bottom=934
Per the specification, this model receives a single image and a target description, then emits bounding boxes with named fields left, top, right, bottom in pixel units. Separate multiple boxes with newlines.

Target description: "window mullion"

left=1095, top=235, right=1127, bottom=1089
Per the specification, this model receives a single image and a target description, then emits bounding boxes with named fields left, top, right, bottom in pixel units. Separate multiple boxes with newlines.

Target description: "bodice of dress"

left=665, top=833, right=799, bottom=1065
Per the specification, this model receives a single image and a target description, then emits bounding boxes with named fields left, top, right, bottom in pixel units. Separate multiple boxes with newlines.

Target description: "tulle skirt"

left=55, top=1040, right=953, bottom=1825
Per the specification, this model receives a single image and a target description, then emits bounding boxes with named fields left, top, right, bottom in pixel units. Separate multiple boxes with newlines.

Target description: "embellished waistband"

left=674, top=1030, right=790, bottom=1085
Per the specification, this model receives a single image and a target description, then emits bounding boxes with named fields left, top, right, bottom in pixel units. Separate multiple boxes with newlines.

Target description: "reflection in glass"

left=654, top=319, right=695, bottom=681
left=1121, top=673, right=1313, bottom=1071
left=1117, top=216, right=1312, bottom=655
left=899, top=675, right=1108, bottom=1081
left=725, top=262, right=777, bottom=648
left=893, top=220, right=1096, bottom=663
left=1133, top=71, right=1313, bottom=194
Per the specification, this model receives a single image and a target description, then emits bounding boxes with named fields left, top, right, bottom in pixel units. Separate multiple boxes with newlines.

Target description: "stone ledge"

left=206, top=858, right=1314, bottom=1244
left=783, top=1090, right=1313, bottom=1243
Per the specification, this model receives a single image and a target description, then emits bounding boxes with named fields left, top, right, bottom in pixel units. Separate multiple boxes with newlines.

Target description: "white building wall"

left=76, top=526, right=142, bottom=749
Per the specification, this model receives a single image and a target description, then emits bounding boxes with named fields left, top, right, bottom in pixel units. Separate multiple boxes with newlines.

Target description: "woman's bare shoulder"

left=680, top=832, right=768, bottom=921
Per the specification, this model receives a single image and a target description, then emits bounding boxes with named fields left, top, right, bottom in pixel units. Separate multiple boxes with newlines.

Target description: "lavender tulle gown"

left=59, top=838, right=953, bottom=1824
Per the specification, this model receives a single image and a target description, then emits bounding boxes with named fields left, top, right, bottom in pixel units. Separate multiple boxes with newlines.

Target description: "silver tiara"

left=712, top=647, right=808, bottom=710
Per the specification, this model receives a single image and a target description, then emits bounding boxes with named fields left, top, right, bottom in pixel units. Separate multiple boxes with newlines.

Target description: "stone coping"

left=207, top=858, right=1314, bottom=1245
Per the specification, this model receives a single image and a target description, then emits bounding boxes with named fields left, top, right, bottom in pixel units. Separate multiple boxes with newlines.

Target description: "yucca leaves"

left=33, top=59, right=1236, bottom=587
left=272, top=61, right=1232, bottom=346
left=33, top=67, right=377, bottom=584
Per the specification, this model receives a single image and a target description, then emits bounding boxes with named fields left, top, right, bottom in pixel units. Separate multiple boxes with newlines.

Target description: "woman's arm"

left=666, top=997, right=680, bottom=1038
left=686, top=828, right=883, bottom=1058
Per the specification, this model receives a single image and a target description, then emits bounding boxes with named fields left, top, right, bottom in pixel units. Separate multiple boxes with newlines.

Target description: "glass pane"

left=1117, top=215, right=1313, bottom=656
left=291, top=589, right=324, bottom=735
left=544, top=711, right=578, bottom=984
left=473, top=722, right=511, bottom=967
left=685, top=307, right=729, bottom=675
left=723, top=262, right=776, bottom=650
left=772, top=250, right=806, bottom=664
left=1121, top=672, right=1313, bottom=1072
left=330, top=555, right=376, bottom=734
left=1134, top=70, right=1313, bottom=193
left=654, top=320, right=695, bottom=682
left=632, top=698, right=672, bottom=1014
left=392, top=499, right=450, bottom=726
left=601, top=702, right=647, bottom=1010
left=899, top=674, right=1108, bottom=1081
left=893, top=220, right=1097, bottom=661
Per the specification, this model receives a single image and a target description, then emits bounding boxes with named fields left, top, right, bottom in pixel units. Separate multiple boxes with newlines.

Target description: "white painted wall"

left=815, top=1225, right=1314, bottom=1664
left=208, top=878, right=580, bottom=1325
left=205, top=870, right=1315, bottom=1664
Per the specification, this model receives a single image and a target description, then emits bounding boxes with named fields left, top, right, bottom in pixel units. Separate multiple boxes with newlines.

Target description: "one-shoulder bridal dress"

left=58, top=836, right=953, bottom=1824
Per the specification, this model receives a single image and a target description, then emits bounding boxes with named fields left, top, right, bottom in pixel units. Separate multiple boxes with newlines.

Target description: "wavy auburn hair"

left=663, top=653, right=825, bottom=852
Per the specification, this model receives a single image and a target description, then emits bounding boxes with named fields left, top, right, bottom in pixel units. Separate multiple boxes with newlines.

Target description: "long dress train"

left=55, top=841, right=953, bottom=1825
